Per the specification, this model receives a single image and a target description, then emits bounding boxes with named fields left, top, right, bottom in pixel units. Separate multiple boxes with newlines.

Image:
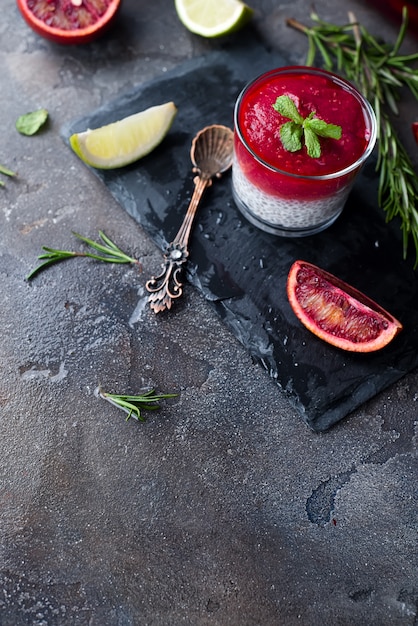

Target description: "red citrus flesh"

left=413, top=122, right=418, bottom=144
left=16, top=0, right=121, bottom=45
left=287, top=260, right=403, bottom=352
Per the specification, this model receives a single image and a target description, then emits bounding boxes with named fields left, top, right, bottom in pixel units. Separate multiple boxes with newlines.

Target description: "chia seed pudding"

left=232, top=66, right=377, bottom=237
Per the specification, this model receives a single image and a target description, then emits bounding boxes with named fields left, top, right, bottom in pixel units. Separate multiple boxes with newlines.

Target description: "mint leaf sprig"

left=273, top=95, right=342, bottom=158
left=97, top=387, right=178, bottom=422
left=27, top=230, right=141, bottom=280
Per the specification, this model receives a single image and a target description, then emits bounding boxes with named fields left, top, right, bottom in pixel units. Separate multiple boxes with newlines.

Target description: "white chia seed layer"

left=232, top=156, right=353, bottom=234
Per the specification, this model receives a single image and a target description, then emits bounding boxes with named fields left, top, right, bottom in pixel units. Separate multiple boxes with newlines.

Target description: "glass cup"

left=232, top=66, right=377, bottom=237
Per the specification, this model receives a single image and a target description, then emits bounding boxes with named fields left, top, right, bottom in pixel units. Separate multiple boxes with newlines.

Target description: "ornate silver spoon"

left=146, top=124, right=234, bottom=313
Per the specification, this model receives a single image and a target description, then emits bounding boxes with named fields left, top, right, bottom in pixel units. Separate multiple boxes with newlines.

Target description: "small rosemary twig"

left=27, top=230, right=141, bottom=280
left=0, top=164, right=16, bottom=187
left=97, top=387, right=178, bottom=422
left=287, top=9, right=418, bottom=266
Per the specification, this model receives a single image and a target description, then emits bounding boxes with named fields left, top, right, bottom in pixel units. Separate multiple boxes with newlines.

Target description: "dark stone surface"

left=1, top=1, right=418, bottom=624
left=62, top=42, right=418, bottom=432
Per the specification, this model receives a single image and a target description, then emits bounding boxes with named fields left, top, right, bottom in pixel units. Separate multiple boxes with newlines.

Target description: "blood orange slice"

left=287, top=260, right=403, bottom=352
left=16, top=0, right=121, bottom=45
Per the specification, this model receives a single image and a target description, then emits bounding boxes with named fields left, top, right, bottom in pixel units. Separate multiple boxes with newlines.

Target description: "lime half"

left=70, top=102, right=177, bottom=169
left=175, top=0, right=253, bottom=38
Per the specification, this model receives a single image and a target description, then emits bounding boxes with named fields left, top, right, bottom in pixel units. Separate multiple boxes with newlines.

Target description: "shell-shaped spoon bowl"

left=191, top=124, right=234, bottom=180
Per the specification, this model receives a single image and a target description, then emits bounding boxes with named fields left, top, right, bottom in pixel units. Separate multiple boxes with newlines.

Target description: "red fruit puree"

left=235, top=67, right=372, bottom=198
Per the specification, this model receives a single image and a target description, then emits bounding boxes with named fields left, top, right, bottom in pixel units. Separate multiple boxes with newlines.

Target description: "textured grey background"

left=1, top=1, right=417, bottom=624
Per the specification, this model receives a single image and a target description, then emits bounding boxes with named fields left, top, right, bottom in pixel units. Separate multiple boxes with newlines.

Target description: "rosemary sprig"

left=97, top=387, right=178, bottom=422
left=0, top=163, right=16, bottom=187
left=287, top=8, right=418, bottom=266
left=27, top=230, right=141, bottom=280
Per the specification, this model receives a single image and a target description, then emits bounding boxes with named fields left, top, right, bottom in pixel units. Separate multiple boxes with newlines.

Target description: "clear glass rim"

left=234, top=65, right=378, bottom=182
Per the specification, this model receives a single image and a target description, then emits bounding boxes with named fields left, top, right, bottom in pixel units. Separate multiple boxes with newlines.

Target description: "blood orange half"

left=16, top=0, right=121, bottom=45
left=287, top=260, right=403, bottom=352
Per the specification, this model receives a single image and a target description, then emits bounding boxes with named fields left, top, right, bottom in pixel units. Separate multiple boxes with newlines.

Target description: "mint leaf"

left=305, top=117, right=342, bottom=139
left=304, top=127, right=321, bottom=158
left=272, top=95, right=342, bottom=158
left=280, top=121, right=303, bottom=152
left=273, top=95, right=303, bottom=124
left=16, top=109, right=49, bottom=136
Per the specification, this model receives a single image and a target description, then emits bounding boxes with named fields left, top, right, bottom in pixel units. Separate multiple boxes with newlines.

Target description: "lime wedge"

left=69, top=102, right=177, bottom=169
left=174, top=0, right=253, bottom=38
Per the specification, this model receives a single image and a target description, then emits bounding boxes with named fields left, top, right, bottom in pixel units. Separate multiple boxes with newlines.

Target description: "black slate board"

left=62, top=38, right=418, bottom=431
